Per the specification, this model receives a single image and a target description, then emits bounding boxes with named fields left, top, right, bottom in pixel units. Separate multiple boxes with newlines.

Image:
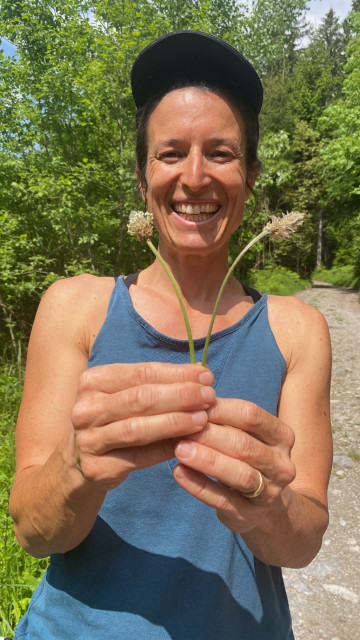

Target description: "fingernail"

left=201, top=385, right=216, bottom=404
left=192, top=410, right=208, bottom=427
left=199, top=369, right=214, bottom=385
left=176, top=441, right=195, bottom=459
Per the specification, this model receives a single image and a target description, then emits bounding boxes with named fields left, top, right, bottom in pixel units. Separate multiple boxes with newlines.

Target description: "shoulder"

left=31, top=275, right=116, bottom=356
left=267, top=293, right=328, bottom=328
left=266, top=294, right=331, bottom=370
left=39, top=274, right=115, bottom=316
left=41, top=273, right=115, bottom=303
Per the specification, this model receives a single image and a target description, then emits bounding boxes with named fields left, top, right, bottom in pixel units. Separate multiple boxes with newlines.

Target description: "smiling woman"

left=10, top=30, right=332, bottom=640
left=142, top=87, right=254, bottom=257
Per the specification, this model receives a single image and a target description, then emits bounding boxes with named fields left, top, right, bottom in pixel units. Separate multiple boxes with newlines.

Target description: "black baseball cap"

left=131, top=30, right=263, bottom=117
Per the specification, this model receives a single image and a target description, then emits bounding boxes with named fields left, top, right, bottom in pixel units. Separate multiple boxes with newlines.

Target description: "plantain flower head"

left=264, top=211, right=305, bottom=239
left=127, top=210, right=154, bottom=241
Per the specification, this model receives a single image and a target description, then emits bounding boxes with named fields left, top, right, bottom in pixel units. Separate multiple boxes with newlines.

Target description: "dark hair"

left=135, top=82, right=260, bottom=194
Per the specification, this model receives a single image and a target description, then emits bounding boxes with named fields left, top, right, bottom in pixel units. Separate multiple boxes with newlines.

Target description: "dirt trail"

left=283, top=282, right=360, bottom=640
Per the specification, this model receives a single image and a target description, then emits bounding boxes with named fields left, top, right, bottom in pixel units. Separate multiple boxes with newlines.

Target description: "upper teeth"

left=173, top=203, right=218, bottom=215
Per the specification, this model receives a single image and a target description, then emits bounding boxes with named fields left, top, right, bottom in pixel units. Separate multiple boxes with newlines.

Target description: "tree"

left=317, top=11, right=360, bottom=272
left=0, top=1, right=157, bottom=349
left=245, top=0, right=308, bottom=76
left=252, top=0, right=309, bottom=136
left=0, top=0, right=253, bottom=351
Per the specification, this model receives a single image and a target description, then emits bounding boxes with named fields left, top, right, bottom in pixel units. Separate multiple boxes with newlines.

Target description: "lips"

left=172, top=202, right=219, bottom=222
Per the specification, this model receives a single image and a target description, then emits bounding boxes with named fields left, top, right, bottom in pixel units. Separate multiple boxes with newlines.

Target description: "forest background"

left=0, top=0, right=359, bottom=635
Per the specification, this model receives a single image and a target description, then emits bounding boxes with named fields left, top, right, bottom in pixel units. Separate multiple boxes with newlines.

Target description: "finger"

left=76, top=410, right=208, bottom=454
left=173, top=464, right=258, bottom=531
left=73, top=382, right=215, bottom=429
left=79, top=362, right=214, bottom=394
left=207, top=398, right=295, bottom=449
left=174, top=440, right=271, bottom=496
left=78, top=439, right=176, bottom=490
left=187, top=423, right=296, bottom=488
left=188, top=422, right=277, bottom=478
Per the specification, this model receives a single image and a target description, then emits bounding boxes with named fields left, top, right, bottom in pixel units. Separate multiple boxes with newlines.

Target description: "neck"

left=140, top=242, right=243, bottom=312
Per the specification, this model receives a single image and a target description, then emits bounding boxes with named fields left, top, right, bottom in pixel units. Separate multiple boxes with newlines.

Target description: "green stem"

left=146, top=239, right=196, bottom=363
left=201, top=229, right=269, bottom=366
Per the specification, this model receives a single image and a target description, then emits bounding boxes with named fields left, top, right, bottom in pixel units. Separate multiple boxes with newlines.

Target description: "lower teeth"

left=181, top=213, right=214, bottom=221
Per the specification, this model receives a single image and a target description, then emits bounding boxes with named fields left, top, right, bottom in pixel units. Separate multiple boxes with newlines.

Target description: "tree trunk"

left=316, top=209, right=323, bottom=268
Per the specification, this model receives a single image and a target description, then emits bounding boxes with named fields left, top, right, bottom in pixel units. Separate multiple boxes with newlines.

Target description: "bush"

left=247, top=266, right=311, bottom=296
left=313, top=265, right=359, bottom=289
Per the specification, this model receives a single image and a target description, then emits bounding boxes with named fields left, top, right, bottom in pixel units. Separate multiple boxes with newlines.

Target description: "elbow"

left=10, top=506, right=50, bottom=559
left=9, top=489, right=57, bottom=558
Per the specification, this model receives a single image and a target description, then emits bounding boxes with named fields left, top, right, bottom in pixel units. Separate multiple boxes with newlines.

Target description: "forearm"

left=9, top=434, right=106, bottom=558
left=240, top=487, right=329, bottom=568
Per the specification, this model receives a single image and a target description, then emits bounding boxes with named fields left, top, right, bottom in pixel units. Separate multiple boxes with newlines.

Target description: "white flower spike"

left=265, top=211, right=305, bottom=239
left=127, top=210, right=154, bottom=242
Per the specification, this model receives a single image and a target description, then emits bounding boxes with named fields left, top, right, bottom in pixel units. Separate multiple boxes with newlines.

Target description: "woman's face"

left=141, top=87, right=257, bottom=258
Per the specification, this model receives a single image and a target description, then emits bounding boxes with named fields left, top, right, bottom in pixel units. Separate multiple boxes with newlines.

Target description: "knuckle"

left=277, top=456, right=296, bottom=486
left=74, top=429, right=86, bottom=451
left=234, top=432, right=255, bottom=461
left=78, top=366, right=105, bottom=393
left=127, top=385, right=155, bottom=414
left=238, top=464, right=255, bottom=491
left=132, top=364, right=157, bottom=386
left=266, top=484, right=282, bottom=502
left=177, top=383, right=196, bottom=408
left=167, top=412, right=181, bottom=432
left=72, top=398, right=90, bottom=429
left=216, top=490, right=233, bottom=512
left=285, top=425, right=296, bottom=451
left=121, top=417, right=142, bottom=444
left=77, top=369, right=93, bottom=393
left=203, top=447, right=218, bottom=474
left=275, top=421, right=295, bottom=451
left=72, top=393, right=102, bottom=429
left=243, top=401, right=262, bottom=427
left=75, top=428, right=96, bottom=455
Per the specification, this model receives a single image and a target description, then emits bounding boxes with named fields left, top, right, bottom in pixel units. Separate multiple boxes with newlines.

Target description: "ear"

left=245, top=164, right=259, bottom=198
left=135, top=167, right=147, bottom=202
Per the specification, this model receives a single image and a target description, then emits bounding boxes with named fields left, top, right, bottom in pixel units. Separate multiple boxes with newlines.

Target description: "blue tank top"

left=15, top=276, right=294, bottom=640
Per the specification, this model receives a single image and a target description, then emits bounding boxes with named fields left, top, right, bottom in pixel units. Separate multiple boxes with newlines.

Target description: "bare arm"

left=9, top=276, right=215, bottom=558
left=173, top=297, right=332, bottom=568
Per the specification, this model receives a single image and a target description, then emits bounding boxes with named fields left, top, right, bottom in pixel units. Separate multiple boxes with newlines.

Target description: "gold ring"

left=242, top=470, right=264, bottom=499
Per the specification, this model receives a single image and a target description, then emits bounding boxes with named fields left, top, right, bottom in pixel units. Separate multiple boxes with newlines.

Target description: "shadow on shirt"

left=46, top=516, right=293, bottom=640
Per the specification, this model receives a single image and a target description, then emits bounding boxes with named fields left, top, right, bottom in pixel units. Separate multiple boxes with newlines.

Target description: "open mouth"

left=172, top=202, right=219, bottom=222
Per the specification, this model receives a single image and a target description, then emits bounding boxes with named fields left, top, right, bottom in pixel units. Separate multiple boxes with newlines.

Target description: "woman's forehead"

left=147, top=87, right=245, bottom=140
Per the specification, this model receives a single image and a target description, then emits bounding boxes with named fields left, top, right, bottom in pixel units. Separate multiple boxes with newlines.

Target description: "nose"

left=179, top=150, right=211, bottom=192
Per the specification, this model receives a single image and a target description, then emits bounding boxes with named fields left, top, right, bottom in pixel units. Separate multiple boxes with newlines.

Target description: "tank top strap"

left=114, top=272, right=140, bottom=287
left=242, top=282, right=262, bottom=303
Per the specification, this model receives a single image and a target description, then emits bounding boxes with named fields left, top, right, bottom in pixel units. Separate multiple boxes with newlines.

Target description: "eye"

left=158, top=150, right=185, bottom=163
left=208, top=150, right=236, bottom=162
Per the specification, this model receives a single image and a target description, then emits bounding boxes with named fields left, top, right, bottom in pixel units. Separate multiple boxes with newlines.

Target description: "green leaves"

left=0, top=0, right=359, bottom=354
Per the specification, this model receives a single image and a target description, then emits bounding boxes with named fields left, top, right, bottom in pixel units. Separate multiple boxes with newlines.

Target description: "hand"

left=173, top=397, right=296, bottom=533
left=72, top=362, right=215, bottom=491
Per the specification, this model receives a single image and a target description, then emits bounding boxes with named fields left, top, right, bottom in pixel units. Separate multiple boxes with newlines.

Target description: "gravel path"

left=283, top=282, right=360, bottom=640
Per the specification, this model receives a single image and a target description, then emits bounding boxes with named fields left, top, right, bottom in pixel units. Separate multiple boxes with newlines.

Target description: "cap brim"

left=131, top=30, right=263, bottom=116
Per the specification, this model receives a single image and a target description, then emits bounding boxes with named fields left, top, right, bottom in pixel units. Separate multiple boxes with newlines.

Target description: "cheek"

left=145, top=163, right=161, bottom=200
left=145, top=166, right=176, bottom=205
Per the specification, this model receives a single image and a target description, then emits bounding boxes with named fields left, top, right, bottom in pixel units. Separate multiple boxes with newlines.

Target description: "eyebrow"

left=155, top=137, right=242, bottom=151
